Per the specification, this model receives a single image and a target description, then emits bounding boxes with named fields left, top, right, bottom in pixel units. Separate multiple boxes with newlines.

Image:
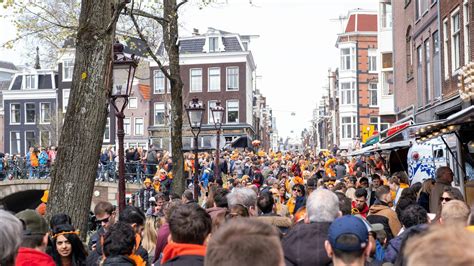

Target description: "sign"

left=361, top=125, right=375, bottom=143
left=387, top=121, right=411, bottom=137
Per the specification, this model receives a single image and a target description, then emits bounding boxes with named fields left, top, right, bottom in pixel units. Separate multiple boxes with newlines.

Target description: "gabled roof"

left=180, top=38, right=206, bottom=54
left=344, top=11, right=377, bottom=33
left=177, top=27, right=247, bottom=54
left=138, top=84, right=151, bottom=101
left=0, top=61, right=17, bottom=71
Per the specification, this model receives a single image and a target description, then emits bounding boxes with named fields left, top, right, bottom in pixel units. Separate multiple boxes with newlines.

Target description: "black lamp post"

left=110, top=41, right=139, bottom=212
left=210, top=101, right=225, bottom=181
left=185, top=98, right=205, bottom=201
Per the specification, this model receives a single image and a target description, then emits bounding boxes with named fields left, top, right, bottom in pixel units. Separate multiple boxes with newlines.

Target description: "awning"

left=231, top=136, right=252, bottom=148
left=445, top=105, right=474, bottom=125
left=375, top=140, right=412, bottom=151
left=348, top=145, right=375, bottom=156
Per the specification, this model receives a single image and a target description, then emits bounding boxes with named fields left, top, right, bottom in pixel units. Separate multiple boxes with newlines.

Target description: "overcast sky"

left=0, top=0, right=377, bottom=140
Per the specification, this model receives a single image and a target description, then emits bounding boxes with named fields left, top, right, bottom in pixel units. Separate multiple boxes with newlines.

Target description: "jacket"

left=282, top=222, right=332, bottom=266
left=15, top=247, right=56, bottom=266
left=368, top=202, right=401, bottom=240
left=103, top=255, right=136, bottom=266
left=160, top=242, right=206, bottom=266
left=383, top=224, right=429, bottom=264
left=153, top=223, right=170, bottom=263
left=258, top=214, right=292, bottom=234
left=429, top=180, right=451, bottom=214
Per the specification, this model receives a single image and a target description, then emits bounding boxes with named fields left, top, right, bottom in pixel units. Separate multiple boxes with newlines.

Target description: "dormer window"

left=24, top=75, right=36, bottom=89
left=209, top=37, right=218, bottom=52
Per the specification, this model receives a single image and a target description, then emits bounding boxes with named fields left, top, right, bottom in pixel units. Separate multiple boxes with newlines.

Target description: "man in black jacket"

left=282, top=189, right=341, bottom=266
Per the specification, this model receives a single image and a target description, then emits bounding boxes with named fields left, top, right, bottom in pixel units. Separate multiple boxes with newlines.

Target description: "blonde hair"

left=142, top=217, right=158, bottom=253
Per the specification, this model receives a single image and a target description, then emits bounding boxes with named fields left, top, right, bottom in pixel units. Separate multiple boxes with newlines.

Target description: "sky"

left=0, top=0, right=377, bottom=140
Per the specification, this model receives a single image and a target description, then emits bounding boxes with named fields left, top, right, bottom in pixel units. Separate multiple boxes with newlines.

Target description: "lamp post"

left=185, top=98, right=205, bottom=201
left=210, top=101, right=225, bottom=182
left=110, top=41, right=139, bottom=212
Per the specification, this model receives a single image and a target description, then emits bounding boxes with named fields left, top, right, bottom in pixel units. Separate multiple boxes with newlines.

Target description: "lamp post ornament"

left=185, top=98, right=205, bottom=201
left=210, top=101, right=225, bottom=182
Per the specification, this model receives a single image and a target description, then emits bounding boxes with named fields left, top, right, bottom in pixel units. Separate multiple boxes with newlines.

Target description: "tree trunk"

left=164, top=0, right=185, bottom=196
left=46, top=0, right=116, bottom=240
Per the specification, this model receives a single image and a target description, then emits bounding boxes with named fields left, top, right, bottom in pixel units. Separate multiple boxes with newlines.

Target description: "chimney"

left=193, top=28, right=199, bottom=36
left=34, top=46, right=41, bottom=70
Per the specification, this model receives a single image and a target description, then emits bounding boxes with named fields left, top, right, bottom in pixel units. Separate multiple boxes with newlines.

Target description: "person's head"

left=119, top=206, right=145, bottom=235
left=358, top=177, right=369, bottom=189
left=306, top=178, right=317, bottom=194
left=168, top=204, right=212, bottom=245
left=404, top=225, right=474, bottom=265
left=227, top=188, right=258, bottom=216
left=388, top=176, right=401, bottom=191
left=441, top=186, right=464, bottom=206
left=400, top=204, right=429, bottom=229
left=292, top=184, right=305, bottom=198
left=306, top=189, right=340, bottom=223
left=354, top=188, right=368, bottom=210
left=325, top=215, right=372, bottom=266
left=51, top=224, right=86, bottom=264
left=371, top=174, right=381, bottom=189
left=420, top=179, right=435, bottom=194
left=436, top=166, right=454, bottom=183
left=205, top=218, right=284, bottom=266
left=94, top=201, right=116, bottom=231
left=181, top=190, right=194, bottom=203
left=257, top=191, right=274, bottom=214
left=335, top=192, right=352, bottom=216
left=15, top=209, right=49, bottom=251
left=49, top=213, right=72, bottom=230
left=103, top=222, right=136, bottom=257
left=142, top=217, right=158, bottom=253
left=213, top=188, right=229, bottom=208
left=144, top=178, right=152, bottom=188
left=0, top=210, right=23, bottom=266
left=440, top=200, right=470, bottom=226
left=375, top=185, right=392, bottom=204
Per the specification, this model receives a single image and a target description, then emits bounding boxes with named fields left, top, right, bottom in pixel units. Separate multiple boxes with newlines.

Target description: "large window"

left=190, top=68, right=202, bottom=92
left=452, top=10, right=461, bottom=72
left=40, top=131, right=50, bottom=147
left=380, top=2, right=392, bottom=29
left=134, top=118, right=144, bottom=136
left=406, top=27, right=413, bottom=79
left=464, top=0, right=470, bottom=64
left=424, top=39, right=432, bottom=104
left=368, top=49, right=377, bottom=72
left=10, top=132, right=21, bottom=155
left=226, top=67, right=239, bottom=91
left=208, top=101, right=217, bottom=124
left=340, top=48, right=355, bottom=71
left=104, top=118, right=110, bottom=142
left=369, top=83, right=378, bottom=106
left=340, top=81, right=356, bottom=105
left=24, top=75, right=36, bottom=89
left=382, top=71, right=394, bottom=95
left=25, top=131, right=36, bottom=152
left=10, top=103, right=20, bottom=124
left=226, top=100, right=239, bottom=124
left=341, top=116, right=356, bottom=139
left=433, top=31, right=441, bottom=98
left=370, top=117, right=379, bottom=131
left=416, top=0, right=429, bottom=20
left=154, top=103, right=166, bottom=125
left=154, top=70, right=165, bottom=94
left=382, top=53, right=393, bottom=69
left=63, top=89, right=70, bottom=113
left=63, top=59, right=74, bottom=81
left=25, top=103, right=36, bottom=124
left=40, top=103, right=51, bottom=124
left=209, top=37, right=218, bottom=52
left=208, top=67, right=220, bottom=92
left=124, top=118, right=131, bottom=136
left=417, top=46, right=423, bottom=107
left=443, top=19, right=450, bottom=79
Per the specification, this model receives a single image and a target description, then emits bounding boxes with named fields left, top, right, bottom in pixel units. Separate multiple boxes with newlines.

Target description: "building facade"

left=149, top=28, right=257, bottom=151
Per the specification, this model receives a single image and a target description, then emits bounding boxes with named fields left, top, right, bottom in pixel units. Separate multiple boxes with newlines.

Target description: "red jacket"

left=15, top=247, right=55, bottom=266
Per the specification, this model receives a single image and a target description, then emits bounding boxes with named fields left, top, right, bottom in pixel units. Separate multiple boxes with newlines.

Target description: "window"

left=134, top=118, right=144, bottom=136
left=24, top=75, right=36, bottom=89
left=341, top=116, right=356, bottom=139
left=340, top=82, right=356, bottom=105
left=10, top=132, right=20, bottom=155
left=154, top=103, right=166, bottom=125
left=380, top=123, right=390, bottom=132
left=104, top=118, right=110, bottom=142
left=63, top=59, right=74, bottom=81
left=40, top=103, right=51, bottom=124
left=417, top=46, right=423, bottom=107
left=416, top=0, right=429, bottom=20
left=25, top=131, right=36, bottom=153
left=154, top=70, right=165, bottom=94
left=190, top=69, right=202, bottom=92
left=464, top=0, right=470, bottom=64
left=226, top=100, right=239, bottom=123
left=369, top=83, right=378, bottom=106
left=209, top=37, right=218, bottom=52
left=40, top=131, right=50, bottom=147
left=124, top=118, right=131, bottom=136
left=208, top=67, right=220, bottom=92
left=381, top=2, right=392, bottom=29
left=382, top=71, right=394, bottom=95
left=433, top=31, right=441, bottom=98
left=370, top=117, right=379, bottom=131
left=368, top=49, right=377, bottom=72
left=406, top=27, right=413, bottom=79
left=128, top=97, right=138, bottom=109
left=226, top=67, right=239, bottom=91
left=443, top=19, right=450, bottom=79
left=382, top=53, right=393, bottom=69
left=424, top=39, right=432, bottom=103
left=63, top=89, right=70, bottom=113
left=10, top=103, right=20, bottom=124
left=452, top=10, right=461, bottom=72
left=25, top=103, right=36, bottom=124
left=340, top=48, right=355, bottom=71
left=208, top=101, right=217, bottom=124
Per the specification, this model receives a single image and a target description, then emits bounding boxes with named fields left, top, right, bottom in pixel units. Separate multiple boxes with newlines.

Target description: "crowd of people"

left=2, top=148, right=474, bottom=266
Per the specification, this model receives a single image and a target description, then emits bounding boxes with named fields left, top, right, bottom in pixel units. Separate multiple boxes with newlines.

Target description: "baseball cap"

left=15, top=209, right=49, bottom=235
left=328, top=215, right=369, bottom=252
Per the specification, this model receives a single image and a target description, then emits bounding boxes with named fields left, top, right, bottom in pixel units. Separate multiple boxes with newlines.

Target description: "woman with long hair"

left=142, top=217, right=158, bottom=264
left=51, top=224, right=87, bottom=266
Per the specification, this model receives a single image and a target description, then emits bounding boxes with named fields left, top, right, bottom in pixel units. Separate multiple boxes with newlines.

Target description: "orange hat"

left=144, top=178, right=152, bottom=184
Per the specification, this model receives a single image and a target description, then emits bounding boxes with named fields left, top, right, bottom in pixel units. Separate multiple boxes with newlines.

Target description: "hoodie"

left=368, top=201, right=402, bottom=239
left=160, top=242, right=206, bottom=266
left=15, top=247, right=56, bottom=266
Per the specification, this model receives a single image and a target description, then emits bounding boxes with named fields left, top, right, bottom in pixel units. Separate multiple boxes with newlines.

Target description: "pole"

left=117, top=112, right=126, bottom=212
left=193, top=135, right=199, bottom=201
left=214, top=129, right=220, bottom=181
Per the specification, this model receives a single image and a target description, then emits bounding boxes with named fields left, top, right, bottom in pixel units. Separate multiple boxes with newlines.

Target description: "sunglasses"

left=96, top=216, right=110, bottom=224
left=293, top=189, right=302, bottom=193
left=440, top=197, right=452, bottom=202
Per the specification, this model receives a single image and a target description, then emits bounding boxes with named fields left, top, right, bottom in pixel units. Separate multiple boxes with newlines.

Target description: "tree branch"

left=176, top=0, right=189, bottom=11
left=104, top=1, right=128, bottom=34
left=18, top=3, right=77, bottom=30
left=130, top=9, right=168, bottom=26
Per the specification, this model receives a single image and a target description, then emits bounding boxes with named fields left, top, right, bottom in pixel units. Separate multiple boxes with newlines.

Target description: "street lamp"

left=110, top=40, right=139, bottom=212
left=210, top=101, right=225, bottom=181
left=185, top=98, right=205, bottom=201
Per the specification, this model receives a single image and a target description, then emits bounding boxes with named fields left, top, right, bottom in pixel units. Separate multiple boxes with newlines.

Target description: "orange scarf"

left=161, top=242, right=206, bottom=264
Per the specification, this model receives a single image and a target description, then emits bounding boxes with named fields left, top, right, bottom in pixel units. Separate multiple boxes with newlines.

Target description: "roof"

left=177, top=27, right=245, bottom=54
left=0, top=80, right=11, bottom=90
left=0, top=61, right=17, bottom=71
left=344, top=11, right=377, bottom=33
left=138, top=84, right=151, bottom=101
